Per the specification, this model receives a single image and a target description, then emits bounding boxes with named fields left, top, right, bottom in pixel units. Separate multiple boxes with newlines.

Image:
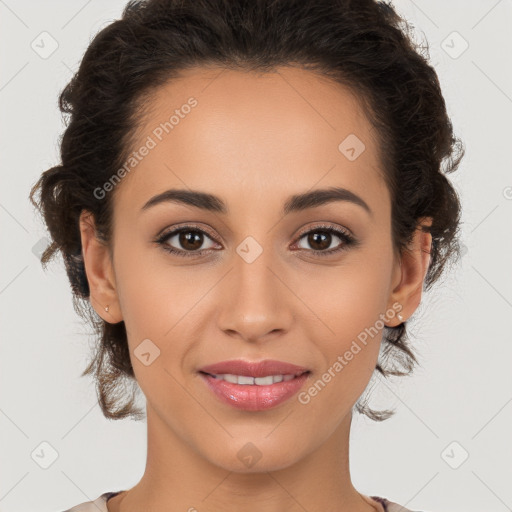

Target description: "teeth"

left=209, top=373, right=303, bottom=385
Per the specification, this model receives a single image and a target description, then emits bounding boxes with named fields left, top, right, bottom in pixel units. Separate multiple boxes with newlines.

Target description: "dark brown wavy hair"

left=29, top=0, right=464, bottom=422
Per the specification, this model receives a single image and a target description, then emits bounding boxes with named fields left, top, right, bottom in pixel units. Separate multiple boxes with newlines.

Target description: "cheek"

left=296, top=287, right=385, bottom=426
left=112, top=239, right=213, bottom=384
left=295, top=251, right=393, bottom=396
left=112, top=244, right=199, bottom=410
left=299, top=249, right=393, bottom=342
left=113, top=235, right=195, bottom=335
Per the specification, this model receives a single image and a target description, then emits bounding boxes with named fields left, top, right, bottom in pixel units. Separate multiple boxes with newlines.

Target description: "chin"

left=202, top=437, right=305, bottom=474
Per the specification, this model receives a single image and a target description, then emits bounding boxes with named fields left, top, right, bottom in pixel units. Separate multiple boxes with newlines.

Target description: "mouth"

left=199, top=370, right=310, bottom=385
left=198, top=358, right=310, bottom=378
left=198, top=370, right=311, bottom=411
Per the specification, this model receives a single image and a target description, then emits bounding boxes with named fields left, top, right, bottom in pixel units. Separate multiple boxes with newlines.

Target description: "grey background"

left=0, top=1, right=511, bottom=511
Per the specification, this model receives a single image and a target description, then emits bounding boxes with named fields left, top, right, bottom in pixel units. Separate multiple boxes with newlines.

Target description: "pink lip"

left=198, top=359, right=311, bottom=411
left=198, top=359, right=309, bottom=377
left=199, top=372, right=310, bottom=411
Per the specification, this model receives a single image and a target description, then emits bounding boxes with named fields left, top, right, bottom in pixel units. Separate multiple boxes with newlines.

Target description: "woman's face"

left=89, top=66, right=407, bottom=471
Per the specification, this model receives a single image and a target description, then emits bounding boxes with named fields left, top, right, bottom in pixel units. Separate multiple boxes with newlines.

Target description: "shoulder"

left=371, top=496, right=429, bottom=512
left=62, top=492, right=429, bottom=512
left=61, top=492, right=119, bottom=512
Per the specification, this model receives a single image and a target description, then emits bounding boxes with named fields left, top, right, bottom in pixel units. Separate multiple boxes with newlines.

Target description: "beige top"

left=62, top=491, right=421, bottom=512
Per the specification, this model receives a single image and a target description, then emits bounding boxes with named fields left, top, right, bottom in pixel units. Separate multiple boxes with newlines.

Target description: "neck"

left=109, top=405, right=377, bottom=512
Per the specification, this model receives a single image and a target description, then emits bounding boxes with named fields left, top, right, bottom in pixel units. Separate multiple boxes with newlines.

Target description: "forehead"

left=114, top=65, right=388, bottom=216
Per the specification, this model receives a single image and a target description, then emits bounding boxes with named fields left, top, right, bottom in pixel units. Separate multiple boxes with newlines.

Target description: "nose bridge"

left=236, top=237, right=277, bottom=296
left=216, top=234, right=293, bottom=340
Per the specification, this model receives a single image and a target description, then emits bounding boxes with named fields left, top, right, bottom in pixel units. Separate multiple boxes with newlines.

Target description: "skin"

left=79, top=66, right=432, bottom=512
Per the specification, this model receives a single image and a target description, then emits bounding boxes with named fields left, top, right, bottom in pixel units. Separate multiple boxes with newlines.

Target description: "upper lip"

left=199, top=359, right=310, bottom=378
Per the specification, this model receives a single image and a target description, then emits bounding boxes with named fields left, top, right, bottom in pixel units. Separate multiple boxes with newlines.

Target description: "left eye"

left=292, top=225, right=356, bottom=256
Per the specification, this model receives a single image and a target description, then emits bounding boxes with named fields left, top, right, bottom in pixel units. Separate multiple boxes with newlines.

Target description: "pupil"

left=309, top=231, right=330, bottom=250
left=180, top=231, right=202, bottom=250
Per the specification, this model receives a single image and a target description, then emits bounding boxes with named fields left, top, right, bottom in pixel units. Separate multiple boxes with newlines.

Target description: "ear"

left=386, top=216, right=433, bottom=326
left=79, top=210, right=121, bottom=323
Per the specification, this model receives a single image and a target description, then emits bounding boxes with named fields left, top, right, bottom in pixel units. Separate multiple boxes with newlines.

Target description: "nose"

left=216, top=245, right=295, bottom=344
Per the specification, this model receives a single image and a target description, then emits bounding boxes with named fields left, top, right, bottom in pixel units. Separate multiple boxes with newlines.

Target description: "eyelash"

left=154, top=223, right=357, bottom=259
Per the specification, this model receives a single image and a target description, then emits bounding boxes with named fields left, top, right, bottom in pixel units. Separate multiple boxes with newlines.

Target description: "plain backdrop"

left=1, top=1, right=511, bottom=511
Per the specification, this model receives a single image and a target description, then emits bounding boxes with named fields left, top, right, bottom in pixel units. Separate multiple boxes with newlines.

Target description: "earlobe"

left=388, top=217, right=433, bottom=325
left=79, top=210, right=121, bottom=323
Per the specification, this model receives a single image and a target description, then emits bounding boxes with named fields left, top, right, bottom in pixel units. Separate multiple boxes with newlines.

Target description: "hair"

left=29, top=0, right=464, bottom=422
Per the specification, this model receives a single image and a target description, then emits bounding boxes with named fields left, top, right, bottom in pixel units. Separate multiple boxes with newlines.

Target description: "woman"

left=30, top=0, right=464, bottom=511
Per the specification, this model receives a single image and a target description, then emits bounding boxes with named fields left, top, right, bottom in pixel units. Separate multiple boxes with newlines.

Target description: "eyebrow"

left=141, top=186, right=372, bottom=217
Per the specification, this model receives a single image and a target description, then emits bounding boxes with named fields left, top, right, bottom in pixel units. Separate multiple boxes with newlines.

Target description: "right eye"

left=156, top=225, right=220, bottom=258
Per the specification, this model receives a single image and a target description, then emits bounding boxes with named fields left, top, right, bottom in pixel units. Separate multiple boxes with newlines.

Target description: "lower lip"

left=199, top=372, right=310, bottom=411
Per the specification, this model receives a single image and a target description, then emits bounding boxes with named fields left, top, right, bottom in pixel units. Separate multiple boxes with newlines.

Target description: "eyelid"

left=156, top=222, right=352, bottom=245
left=156, top=222, right=219, bottom=242
left=294, top=222, right=354, bottom=240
